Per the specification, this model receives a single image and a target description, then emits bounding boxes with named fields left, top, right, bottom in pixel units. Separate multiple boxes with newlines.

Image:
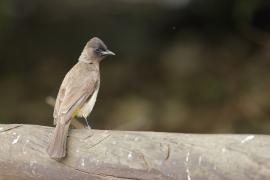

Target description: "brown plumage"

left=47, top=37, right=115, bottom=160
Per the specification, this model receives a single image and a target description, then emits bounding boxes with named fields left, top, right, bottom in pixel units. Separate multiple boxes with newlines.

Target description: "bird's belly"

left=78, top=86, right=99, bottom=118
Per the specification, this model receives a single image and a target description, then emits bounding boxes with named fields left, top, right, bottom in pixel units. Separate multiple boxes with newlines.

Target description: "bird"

left=47, top=37, right=115, bottom=160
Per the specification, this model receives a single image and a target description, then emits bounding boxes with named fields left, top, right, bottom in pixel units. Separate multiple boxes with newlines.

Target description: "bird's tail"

left=47, top=120, right=70, bottom=160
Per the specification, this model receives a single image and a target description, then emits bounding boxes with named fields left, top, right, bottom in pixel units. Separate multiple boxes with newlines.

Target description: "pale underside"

left=77, top=83, right=99, bottom=118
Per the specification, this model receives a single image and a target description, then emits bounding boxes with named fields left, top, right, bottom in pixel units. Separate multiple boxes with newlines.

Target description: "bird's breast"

left=77, top=84, right=100, bottom=118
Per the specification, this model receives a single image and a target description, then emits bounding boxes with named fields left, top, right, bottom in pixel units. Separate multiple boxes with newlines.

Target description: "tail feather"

left=47, top=121, right=70, bottom=160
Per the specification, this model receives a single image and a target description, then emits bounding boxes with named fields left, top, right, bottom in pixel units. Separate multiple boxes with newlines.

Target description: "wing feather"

left=53, top=63, right=99, bottom=125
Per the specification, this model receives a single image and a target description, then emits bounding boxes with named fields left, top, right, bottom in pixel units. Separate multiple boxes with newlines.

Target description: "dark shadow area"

left=0, top=0, right=270, bottom=134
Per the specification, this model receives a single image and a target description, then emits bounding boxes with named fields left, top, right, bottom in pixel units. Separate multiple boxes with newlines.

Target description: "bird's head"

left=80, top=37, right=115, bottom=63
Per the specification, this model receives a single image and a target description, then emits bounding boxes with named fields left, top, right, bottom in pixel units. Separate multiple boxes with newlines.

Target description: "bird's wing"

left=53, top=68, right=99, bottom=125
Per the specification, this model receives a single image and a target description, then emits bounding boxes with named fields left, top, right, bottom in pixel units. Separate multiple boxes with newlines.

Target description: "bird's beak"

left=101, top=50, right=115, bottom=56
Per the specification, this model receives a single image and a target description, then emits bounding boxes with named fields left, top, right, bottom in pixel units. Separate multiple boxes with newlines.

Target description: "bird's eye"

left=95, top=48, right=102, bottom=53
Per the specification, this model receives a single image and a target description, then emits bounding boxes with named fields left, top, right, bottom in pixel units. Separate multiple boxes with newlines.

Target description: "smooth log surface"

left=0, top=124, right=269, bottom=180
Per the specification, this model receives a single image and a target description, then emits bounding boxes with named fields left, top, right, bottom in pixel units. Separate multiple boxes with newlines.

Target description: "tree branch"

left=0, top=124, right=269, bottom=180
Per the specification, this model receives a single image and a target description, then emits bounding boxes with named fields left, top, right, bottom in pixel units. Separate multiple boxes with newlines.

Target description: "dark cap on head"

left=87, top=37, right=108, bottom=50
left=87, top=37, right=115, bottom=57
left=79, top=37, right=115, bottom=63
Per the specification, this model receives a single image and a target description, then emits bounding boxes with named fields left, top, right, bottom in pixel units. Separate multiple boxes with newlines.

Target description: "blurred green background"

left=0, top=0, right=270, bottom=134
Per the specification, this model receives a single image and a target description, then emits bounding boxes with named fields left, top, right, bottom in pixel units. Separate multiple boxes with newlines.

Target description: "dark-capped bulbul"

left=47, top=37, right=115, bottom=160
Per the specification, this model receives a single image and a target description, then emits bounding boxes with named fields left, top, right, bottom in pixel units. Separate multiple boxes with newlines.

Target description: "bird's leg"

left=83, top=116, right=91, bottom=130
left=71, top=118, right=85, bottom=129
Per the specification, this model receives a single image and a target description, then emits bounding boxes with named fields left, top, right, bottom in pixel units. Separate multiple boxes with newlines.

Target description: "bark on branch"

left=0, top=124, right=269, bottom=180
